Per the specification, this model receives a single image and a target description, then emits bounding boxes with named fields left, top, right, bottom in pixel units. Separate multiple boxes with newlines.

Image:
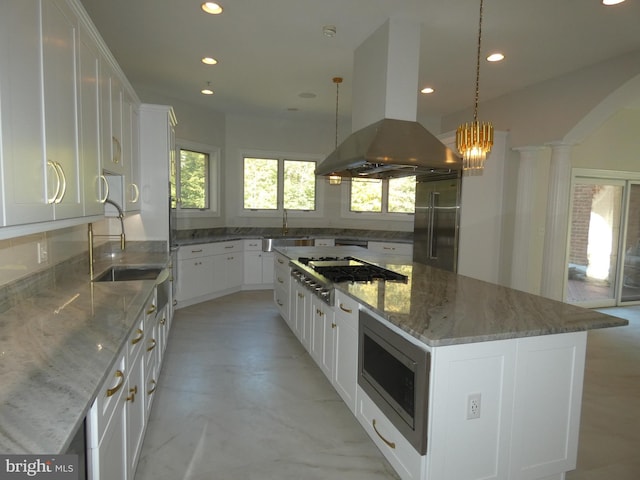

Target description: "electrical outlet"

left=37, top=241, right=48, bottom=264
left=467, top=393, right=481, bottom=420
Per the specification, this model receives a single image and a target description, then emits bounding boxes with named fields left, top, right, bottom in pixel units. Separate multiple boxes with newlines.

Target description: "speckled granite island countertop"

left=0, top=252, right=170, bottom=454
left=276, top=246, right=628, bottom=347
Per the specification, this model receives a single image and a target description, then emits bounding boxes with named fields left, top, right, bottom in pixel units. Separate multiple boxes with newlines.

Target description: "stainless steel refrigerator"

left=412, top=171, right=462, bottom=272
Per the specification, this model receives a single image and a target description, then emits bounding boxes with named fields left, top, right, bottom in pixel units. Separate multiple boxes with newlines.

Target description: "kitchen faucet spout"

left=88, top=199, right=126, bottom=278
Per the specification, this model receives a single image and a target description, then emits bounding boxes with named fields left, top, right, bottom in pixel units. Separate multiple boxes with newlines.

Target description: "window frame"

left=341, top=177, right=416, bottom=219
left=238, top=149, right=325, bottom=219
left=174, top=140, right=220, bottom=217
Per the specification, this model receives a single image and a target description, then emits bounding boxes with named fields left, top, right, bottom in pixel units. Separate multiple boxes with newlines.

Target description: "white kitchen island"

left=273, top=246, right=628, bottom=480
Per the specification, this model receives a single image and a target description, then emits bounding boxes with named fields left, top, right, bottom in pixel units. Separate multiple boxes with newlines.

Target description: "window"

left=350, top=176, right=416, bottom=214
left=172, top=142, right=219, bottom=213
left=243, top=157, right=317, bottom=211
left=179, top=149, right=209, bottom=209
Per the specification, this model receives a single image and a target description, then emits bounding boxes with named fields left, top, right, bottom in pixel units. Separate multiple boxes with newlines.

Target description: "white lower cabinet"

left=88, top=286, right=173, bottom=480
left=243, top=240, right=274, bottom=288
left=125, top=344, right=145, bottom=477
left=332, top=292, right=359, bottom=414
left=310, top=296, right=335, bottom=379
left=273, top=252, right=291, bottom=323
left=176, top=241, right=243, bottom=307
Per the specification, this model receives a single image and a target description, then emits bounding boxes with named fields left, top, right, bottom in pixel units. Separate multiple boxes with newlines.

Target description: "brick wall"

left=569, top=184, right=599, bottom=266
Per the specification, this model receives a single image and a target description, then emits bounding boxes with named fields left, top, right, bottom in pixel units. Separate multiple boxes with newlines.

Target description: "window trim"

left=238, top=149, right=325, bottom=219
left=175, top=139, right=220, bottom=217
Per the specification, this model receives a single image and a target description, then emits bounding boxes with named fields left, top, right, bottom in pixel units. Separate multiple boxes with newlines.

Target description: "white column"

left=511, top=147, right=546, bottom=293
left=540, top=143, right=573, bottom=300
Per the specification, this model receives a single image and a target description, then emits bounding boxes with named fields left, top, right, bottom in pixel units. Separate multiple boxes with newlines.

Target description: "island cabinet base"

left=426, top=331, right=587, bottom=480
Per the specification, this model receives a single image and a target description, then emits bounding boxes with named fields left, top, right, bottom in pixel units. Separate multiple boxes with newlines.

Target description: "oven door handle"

left=372, top=419, right=396, bottom=449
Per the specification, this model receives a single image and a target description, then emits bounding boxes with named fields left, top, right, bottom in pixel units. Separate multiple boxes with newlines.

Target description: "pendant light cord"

left=473, top=0, right=484, bottom=122
left=333, top=77, right=343, bottom=148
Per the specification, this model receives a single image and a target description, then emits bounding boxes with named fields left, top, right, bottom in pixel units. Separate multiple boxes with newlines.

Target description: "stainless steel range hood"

left=315, top=118, right=461, bottom=179
left=315, top=19, right=461, bottom=180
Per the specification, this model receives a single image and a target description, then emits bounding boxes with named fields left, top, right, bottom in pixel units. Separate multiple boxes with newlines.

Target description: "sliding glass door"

left=621, top=183, right=640, bottom=302
left=566, top=175, right=640, bottom=307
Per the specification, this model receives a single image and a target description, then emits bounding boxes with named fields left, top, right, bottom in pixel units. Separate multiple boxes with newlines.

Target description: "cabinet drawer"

left=145, top=321, right=159, bottom=370
left=274, top=252, right=289, bottom=269
left=357, top=386, right=425, bottom=480
left=368, top=241, right=413, bottom=256
left=87, top=352, right=126, bottom=448
left=178, top=243, right=215, bottom=261
left=210, top=240, right=242, bottom=255
left=243, top=238, right=262, bottom=251
left=314, top=238, right=335, bottom=246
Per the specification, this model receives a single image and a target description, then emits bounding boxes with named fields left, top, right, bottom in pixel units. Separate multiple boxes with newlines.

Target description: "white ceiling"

left=79, top=0, right=640, bottom=123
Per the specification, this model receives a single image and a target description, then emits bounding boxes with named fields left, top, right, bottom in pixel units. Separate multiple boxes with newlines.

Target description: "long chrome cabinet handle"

left=106, top=370, right=125, bottom=397
left=372, top=419, right=396, bottom=449
left=53, top=162, right=66, bottom=203
left=46, top=160, right=61, bottom=204
left=99, top=175, right=109, bottom=203
left=428, top=191, right=440, bottom=260
left=129, top=183, right=140, bottom=203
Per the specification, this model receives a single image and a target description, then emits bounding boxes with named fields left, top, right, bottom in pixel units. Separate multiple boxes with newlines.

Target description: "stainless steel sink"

left=262, top=237, right=315, bottom=252
left=93, top=266, right=163, bottom=282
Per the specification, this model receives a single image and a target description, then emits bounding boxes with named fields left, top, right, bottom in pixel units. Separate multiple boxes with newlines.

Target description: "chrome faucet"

left=88, top=198, right=126, bottom=278
left=282, top=208, right=288, bottom=236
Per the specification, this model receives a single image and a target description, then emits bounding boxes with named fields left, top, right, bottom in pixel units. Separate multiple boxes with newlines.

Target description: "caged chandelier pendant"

left=456, top=0, right=494, bottom=176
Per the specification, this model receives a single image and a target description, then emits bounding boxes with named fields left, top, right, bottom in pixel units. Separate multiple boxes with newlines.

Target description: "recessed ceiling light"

left=322, top=25, right=337, bottom=38
left=202, top=57, right=218, bottom=65
left=201, top=82, right=214, bottom=95
left=420, top=87, right=434, bottom=94
left=287, top=107, right=299, bottom=111
left=602, top=0, right=625, bottom=5
left=298, top=92, right=317, bottom=99
left=201, top=2, right=223, bottom=15
left=487, top=53, right=504, bottom=62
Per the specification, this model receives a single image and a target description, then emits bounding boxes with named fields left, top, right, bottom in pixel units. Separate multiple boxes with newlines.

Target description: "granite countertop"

left=172, top=229, right=413, bottom=247
left=0, top=252, right=170, bottom=454
left=276, top=246, right=629, bottom=347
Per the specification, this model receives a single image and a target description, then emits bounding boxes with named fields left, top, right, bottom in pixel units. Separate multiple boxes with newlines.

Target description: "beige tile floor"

left=134, top=290, right=399, bottom=480
left=134, top=291, right=639, bottom=480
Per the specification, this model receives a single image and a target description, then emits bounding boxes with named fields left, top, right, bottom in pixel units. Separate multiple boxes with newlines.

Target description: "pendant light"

left=329, top=77, right=343, bottom=185
left=456, top=0, right=494, bottom=175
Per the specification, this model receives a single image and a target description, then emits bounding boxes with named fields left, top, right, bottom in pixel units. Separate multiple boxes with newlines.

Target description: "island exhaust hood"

left=315, top=118, right=461, bottom=179
left=316, top=19, right=461, bottom=180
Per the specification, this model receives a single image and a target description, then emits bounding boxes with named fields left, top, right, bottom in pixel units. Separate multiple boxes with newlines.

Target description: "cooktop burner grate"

left=298, top=256, right=407, bottom=284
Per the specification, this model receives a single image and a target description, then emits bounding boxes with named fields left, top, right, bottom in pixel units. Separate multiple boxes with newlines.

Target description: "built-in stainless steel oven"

left=358, top=310, right=431, bottom=455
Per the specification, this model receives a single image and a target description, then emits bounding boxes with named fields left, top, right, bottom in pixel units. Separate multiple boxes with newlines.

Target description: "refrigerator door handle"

left=428, top=191, right=439, bottom=259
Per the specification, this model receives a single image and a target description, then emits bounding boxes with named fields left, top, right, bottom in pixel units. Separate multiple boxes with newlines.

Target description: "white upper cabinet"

left=41, top=0, right=83, bottom=220
left=78, top=21, right=107, bottom=217
left=0, top=1, right=51, bottom=225
left=123, top=94, right=140, bottom=211
left=0, top=0, right=140, bottom=230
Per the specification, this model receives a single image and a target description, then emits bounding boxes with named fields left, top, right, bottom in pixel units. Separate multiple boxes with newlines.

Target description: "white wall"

left=572, top=108, right=640, bottom=170
left=442, top=50, right=640, bottom=148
